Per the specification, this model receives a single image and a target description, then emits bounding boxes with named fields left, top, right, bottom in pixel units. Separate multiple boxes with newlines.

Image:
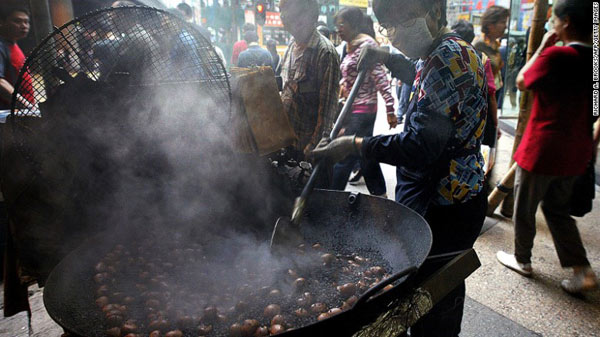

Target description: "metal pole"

left=48, top=0, right=75, bottom=27
left=488, top=0, right=549, bottom=216
left=28, top=0, right=53, bottom=45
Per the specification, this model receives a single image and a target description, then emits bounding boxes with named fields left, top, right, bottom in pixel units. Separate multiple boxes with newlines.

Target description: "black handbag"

left=570, top=160, right=596, bottom=217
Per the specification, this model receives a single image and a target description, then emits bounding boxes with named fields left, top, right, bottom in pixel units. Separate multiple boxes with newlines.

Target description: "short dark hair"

left=554, top=0, right=592, bottom=37
left=316, top=24, right=331, bottom=39
left=176, top=3, right=193, bottom=18
left=280, top=0, right=319, bottom=23
left=374, top=0, right=447, bottom=29
left=242, top=23, right=256, bottom=33
left=244, top=30, right=258, bottom=43
left=0, top=5, right=30, bottom=21
left=335, top=7, right=375, bottom=39
left=451, top=19, right=475, bottom=43
left=481, top=5, right=509, bottom=34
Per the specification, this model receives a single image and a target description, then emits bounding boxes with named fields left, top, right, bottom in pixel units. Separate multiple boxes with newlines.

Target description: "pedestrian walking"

left=237, top=31, right=273, bottom=68
left=330, top=6, right=396, bottom=197
left=473, top=7, right=508, bottom=192
left=231, top=23, right=255, bottom=66
left=496, top=0, right=598, bottom=295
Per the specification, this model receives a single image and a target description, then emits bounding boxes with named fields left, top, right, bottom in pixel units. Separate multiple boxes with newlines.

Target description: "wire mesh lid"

left=10, top=5, right=231, bottom=117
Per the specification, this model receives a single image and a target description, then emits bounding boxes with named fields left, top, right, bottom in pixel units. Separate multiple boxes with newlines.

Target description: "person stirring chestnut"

left=312, top=0, right=488, bottom=336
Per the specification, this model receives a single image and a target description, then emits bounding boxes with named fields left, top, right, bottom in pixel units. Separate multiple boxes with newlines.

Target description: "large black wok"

left=43, top=190, right=432, bottom=336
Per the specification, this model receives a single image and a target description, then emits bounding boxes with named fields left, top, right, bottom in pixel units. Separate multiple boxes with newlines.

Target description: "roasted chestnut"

left=328, top=308, right=342, bottom=316
left=337, top=283, right=357, bottom=297
left=241, top=319, right=259, bottom=336
left=292, top=278, right=306, bottom=292
left=121, top=321, right=138, bottom=334
left=105, top=327, right=121, bottom=337
left=229, top=323, right=242, bottom=337
left=197, top=324, right=213, bottom=335
left=271, top=314, right=285, bottom=326
left=294, top=308, right=309, bottom=318
left=164, top=330, right=183, bottom=337
left=369, top=266, right=385, bottom=277
left=95, top=296, right=109, bottom=308
left=254, top=326, right=269, bottom=337
left=346, top=295, right=358, bottom=305
left=310, top=303, right=327, bottom=314
left=317, top=312, right=330, bottom=321
left=149, top=330, right=161, bottom=337
left=263, top=304, right=281, bottom=318
left=268, top=289, right=281, bottom=299
left=270, top=324, right=285, bottom=335
left=105, top=314, right=123, bottom=327
left=94, top=272, right=109, bottom=284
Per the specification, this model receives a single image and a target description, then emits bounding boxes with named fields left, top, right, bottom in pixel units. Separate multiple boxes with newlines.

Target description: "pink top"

left=340, top=36, right=394, bottom=114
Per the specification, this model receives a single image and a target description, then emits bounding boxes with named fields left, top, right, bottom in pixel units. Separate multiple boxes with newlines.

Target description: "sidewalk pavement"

left=344, top=100, right=600, bottom=337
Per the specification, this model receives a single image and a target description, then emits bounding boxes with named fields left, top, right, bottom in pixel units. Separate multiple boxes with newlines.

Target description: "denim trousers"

left=331, top=113, right=386, bottom=195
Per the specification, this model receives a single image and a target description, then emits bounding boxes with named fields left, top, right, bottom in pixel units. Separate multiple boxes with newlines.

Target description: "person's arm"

left=371, top=62, right=397, bottom=128
left=357, top=46, right=416, bottom=84
left=371, top=63, right=395, bottom=113
left=360, top=107, right=454, bottom=168
left=516, top=30, right=558, bottom=91
left=0, top=78, right=13, bottom=104
left=363, top=63, right=456, bottom=168
left=385, top=54, right=417, bottom=85
left=0, top=50, right=12, bottom=104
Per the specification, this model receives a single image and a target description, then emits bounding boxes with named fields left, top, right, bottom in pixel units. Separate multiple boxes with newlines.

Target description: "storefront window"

left=446, top=0, right=551, bottom=118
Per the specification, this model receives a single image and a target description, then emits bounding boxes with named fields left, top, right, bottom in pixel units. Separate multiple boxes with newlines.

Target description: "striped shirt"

left=340, top=36, right=394, bottom=113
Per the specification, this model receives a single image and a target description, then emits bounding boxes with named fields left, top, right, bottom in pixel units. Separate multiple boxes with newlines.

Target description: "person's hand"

left=539, top=29, right=559, bottom=51
left=311, top=136, right=358, bottom=162
left=387, top=114, right=398, bottom=129
left=357, top=46, right=390, bottom=71
left=303, top=143, right=314, bottom=157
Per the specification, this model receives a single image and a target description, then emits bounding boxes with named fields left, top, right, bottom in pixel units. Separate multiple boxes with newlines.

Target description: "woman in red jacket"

left=496, top=0, right=598, bottom=294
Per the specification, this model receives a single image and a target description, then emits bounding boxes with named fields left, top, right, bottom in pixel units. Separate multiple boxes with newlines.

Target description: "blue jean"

left=331, top=113, right=386, bottom=195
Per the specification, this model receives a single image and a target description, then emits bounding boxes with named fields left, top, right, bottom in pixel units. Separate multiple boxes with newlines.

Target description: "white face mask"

left=392, top=17, right=434, bottom=59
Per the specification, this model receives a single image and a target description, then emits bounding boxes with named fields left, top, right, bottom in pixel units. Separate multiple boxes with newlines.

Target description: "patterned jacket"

left=363, top=34, right=488, bottom=214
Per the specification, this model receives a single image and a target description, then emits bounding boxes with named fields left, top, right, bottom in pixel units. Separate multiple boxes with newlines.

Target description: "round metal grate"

left=10, top=5, right=230, bottom=117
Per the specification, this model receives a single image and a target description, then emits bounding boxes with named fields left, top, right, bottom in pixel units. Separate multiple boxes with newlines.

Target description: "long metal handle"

left=330, top=70, right=367, bottom=139
left=290, top=70, right=368, bottom=225
left=353, top=266, right=418, bottom=309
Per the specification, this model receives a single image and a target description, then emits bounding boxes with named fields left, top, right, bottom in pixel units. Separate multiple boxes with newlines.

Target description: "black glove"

left=311, top=135, right=358, bottom=162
